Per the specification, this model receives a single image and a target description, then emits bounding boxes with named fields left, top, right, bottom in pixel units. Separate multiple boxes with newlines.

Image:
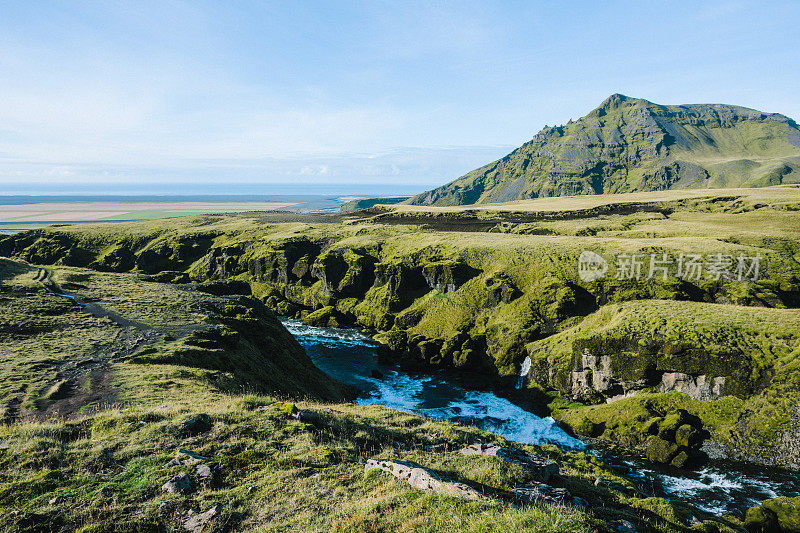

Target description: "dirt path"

left=31, top=267, right=162, bottom=420
left=37, top=267, right=155, bottom=331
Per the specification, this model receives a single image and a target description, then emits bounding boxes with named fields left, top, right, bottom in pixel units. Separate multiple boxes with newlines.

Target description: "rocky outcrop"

left=421, top=260, right=479, bottom=293
left=378, top=328, right=488, bottom=371
left=365, top=459, right=488, bottom=501
left=184, top=505, right=220, bottom=533
left=162, top=472, right=193, bottom=494
left=137, top=233, right=217, bottom=274
left=372, top=262, right=429, bottom=311
left=484, top=274, right=520, bottom=307
left=189, top=242, right=249, bottom=280
left=569, top=349, right=623, bottom=401
left=646, top=414, right=705, bottom=467
left=312, top=248, right=376, bottom=297
left=179, top=414, right=213, bottom=437
left=245, top=238, right=322, bottom=285
left=567, top=336, right=749, bottom=403
left=302, top=306, right=341, bottom=328
left=659, top=372, right=727, bottom=400
left=90, top=244, right=136, bottom=272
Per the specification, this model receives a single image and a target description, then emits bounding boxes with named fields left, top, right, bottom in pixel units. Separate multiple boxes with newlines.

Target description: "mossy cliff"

left=407, top=94, right=800, bottom=206
left=3, top=265, right=747, bottom=532
left=2, top=186, right=800, bottom=470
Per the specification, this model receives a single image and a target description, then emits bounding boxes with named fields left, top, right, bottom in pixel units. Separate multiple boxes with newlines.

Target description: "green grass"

left=0, top=395, right=730, bottom=532
left=2, top=186, right=800, bottom=529
left=405, top=94, right=800, bottom=206
left=0, top=258, right=350, bottom=423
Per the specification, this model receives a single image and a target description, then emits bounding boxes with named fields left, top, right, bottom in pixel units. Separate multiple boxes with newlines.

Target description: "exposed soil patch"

left=28, top=267, right=164, bottom=420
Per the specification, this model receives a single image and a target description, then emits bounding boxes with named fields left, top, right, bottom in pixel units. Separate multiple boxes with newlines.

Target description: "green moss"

left=406, top=95, right=800, bottom=206
left=745, top=496, right=800, bottom=532
left=3, top=185, right=800, bottom=469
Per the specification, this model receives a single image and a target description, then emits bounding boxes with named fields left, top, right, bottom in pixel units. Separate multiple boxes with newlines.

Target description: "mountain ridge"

left=408, top=94, right=800, bottom=206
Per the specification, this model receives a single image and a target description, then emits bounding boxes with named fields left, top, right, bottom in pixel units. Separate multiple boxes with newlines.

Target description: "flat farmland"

left=0, top=200, right=301, bottom=230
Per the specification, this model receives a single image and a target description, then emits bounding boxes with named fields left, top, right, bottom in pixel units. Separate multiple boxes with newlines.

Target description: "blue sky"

left=1, top=0, right=799, bottom=195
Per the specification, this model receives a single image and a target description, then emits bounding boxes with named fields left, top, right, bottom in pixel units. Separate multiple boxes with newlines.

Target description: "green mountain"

left=408, top=94, right=800, bottom=206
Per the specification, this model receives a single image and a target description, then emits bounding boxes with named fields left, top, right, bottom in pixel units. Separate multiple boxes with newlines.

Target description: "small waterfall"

left=516, top=356, right=532, bottom=389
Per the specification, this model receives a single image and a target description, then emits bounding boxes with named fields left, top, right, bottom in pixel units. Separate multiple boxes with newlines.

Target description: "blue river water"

left=285, top=319, right=799, bottom=517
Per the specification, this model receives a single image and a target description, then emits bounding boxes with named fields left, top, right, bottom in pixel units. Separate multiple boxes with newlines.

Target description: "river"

left=284, top=319, right=800, bottom=517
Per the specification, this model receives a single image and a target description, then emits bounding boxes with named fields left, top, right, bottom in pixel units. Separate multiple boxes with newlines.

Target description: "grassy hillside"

left=3, top=394, right=742, bottom=532
left=0, top=261, right=746, bottom=532
left=0, top=258, right=352, bottom=423
left=529, top=300, right=800, bottom=465
left=2, top=186, right=799, bottom=475
left=0, top=183, right=798, bottom=526
left=339, top=196, right=410, bottom=213
left=407, top=94, right=800, bottom=206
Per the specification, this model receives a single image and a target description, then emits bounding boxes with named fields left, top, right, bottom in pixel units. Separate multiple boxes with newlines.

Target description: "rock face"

left=365, top=459, right=488, bottom=501
left=567, top=336, right=747, bottom=403
left=179, top=414, right=212, bottom=437
left=421, top=260, right=480, bottom=293
left=459, top=443, right=559, bottom=482
left=196, top=464, right=215, bottom=488
left=485, top=275, right=520, bottom=308
left=407, top=94, right=800, bottom=206
left=312, top=248, right=376, bottom=298
left=659, top=372, right=727, bottom=400
left=137, top=234, right=216, bottom=274
left=244, top=238, right=322, bottom=286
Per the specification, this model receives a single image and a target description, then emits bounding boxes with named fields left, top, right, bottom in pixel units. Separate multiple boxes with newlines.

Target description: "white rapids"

left=284, top=319, right=800, bottom=517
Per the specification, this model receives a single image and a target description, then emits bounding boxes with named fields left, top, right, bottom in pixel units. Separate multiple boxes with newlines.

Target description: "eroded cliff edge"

left=2, top=187, right=799, bottom=470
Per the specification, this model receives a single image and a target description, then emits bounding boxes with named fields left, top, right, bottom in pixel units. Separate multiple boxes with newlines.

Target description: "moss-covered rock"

left=421, top=260, right=480, bottom=293
left=745, top=496, right=800, bottom=532
left=644, top=435, right=680, bottom=464
left=303, top=306, right=341, bottom=328
left=572, top=416, right=602, bottom=437
left=136, top=232, right=217, bottom=274
left=90, top=244, right=136, bottom=272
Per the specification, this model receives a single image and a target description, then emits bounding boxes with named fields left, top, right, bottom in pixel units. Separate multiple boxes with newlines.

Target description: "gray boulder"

left=184, top=505, right=220, bottom=532
left=162, top=472, right=193, bottom=495
left=365, top=459, right=488, bottom=501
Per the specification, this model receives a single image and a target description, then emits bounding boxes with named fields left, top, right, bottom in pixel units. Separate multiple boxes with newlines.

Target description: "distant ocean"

left=0, top=182, right=424, bottom=198
left=0, top=194, right=344, bottom=212
left=0, top=184, right=424, bottom=234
